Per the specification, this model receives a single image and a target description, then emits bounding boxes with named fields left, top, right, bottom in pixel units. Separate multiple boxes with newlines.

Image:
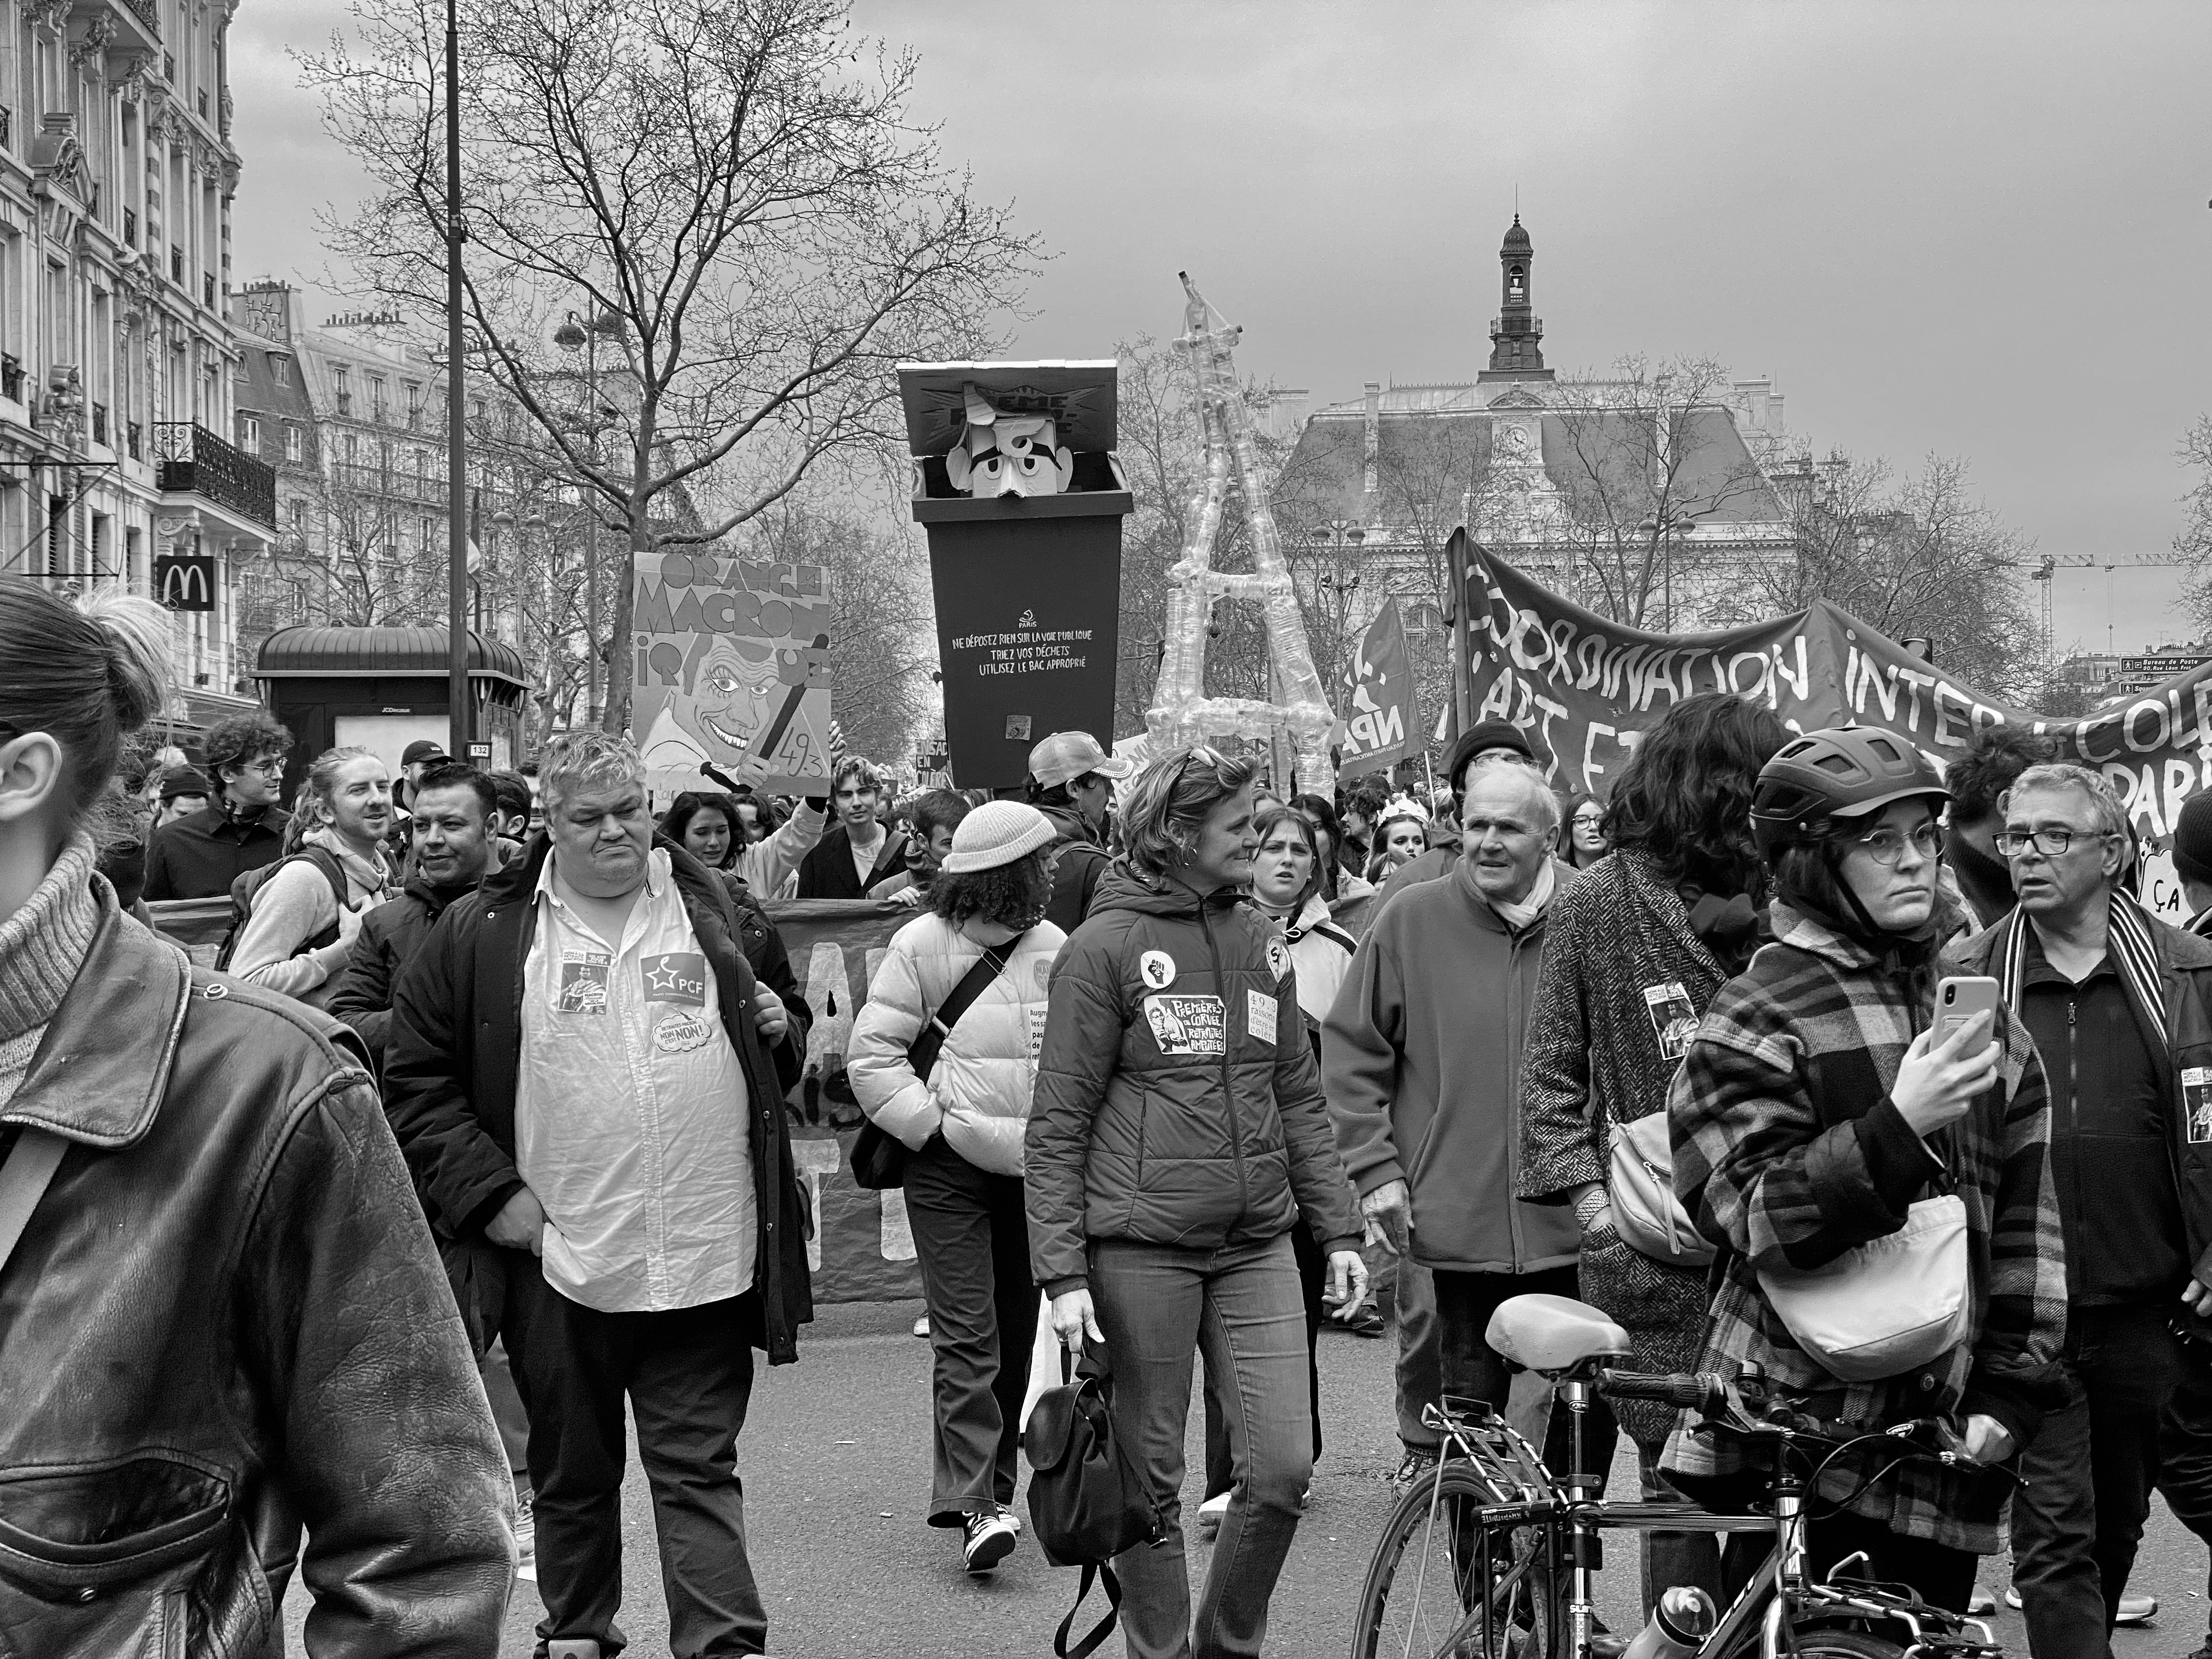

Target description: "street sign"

left=152, top=553, right=217, bottom=612
left=2120, top=655, right=2212, bottom=675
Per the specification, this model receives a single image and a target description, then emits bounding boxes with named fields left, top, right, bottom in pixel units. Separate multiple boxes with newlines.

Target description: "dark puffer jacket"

left=1026, top=862, right=1363, bottom=1294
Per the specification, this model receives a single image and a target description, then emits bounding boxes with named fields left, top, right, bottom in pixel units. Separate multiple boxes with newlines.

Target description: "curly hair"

left=1946, top=726, right=2061, bottom=825
left=200, top=708, right=293, bottom=797
left=932, top=847, right=1054, bottom=929
left=1599, top=692, right=1787, bottom=895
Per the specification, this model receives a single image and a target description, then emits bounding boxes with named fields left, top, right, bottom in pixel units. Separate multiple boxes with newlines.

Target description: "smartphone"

left=1936, top=975, right=2001, bottom=1045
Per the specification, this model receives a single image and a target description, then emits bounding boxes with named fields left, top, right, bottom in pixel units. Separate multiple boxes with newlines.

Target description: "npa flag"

left=1338, top=596, right=1424, bottom=777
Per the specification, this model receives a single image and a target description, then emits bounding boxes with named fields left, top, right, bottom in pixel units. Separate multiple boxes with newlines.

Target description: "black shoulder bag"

left=848, top=934, right=1022, bottom=1189
left=1025, top=1345, right=1161, bottom=1659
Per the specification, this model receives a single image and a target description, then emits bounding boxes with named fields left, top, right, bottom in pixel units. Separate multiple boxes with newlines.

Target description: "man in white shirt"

left=794, top=755, right=907, bottom=899
left=386, top=731, right=810, bottom=1659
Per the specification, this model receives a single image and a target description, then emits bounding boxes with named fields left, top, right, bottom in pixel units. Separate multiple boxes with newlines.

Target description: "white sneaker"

left=2004, top=1584, right=2158, bottom=1624
left=514, top=1494, right=537, bottom=1584
left=913, top=1316, right=930, bottom=1338
left=1195, top=1491, right=1230, bottom=1538
left=1968, top=1586, right=1995, bottom=1615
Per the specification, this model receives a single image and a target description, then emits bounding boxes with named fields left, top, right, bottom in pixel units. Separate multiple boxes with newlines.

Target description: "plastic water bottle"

left=1620, top=1585, right=1717, bottom=1658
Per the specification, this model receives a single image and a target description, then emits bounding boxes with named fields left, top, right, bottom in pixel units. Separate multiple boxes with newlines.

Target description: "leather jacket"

left=0, top=891, right=512, bottom=1657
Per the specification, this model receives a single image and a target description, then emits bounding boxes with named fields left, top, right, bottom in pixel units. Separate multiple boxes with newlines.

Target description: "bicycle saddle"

left=1486, top=1294, right=1632, bottom=1374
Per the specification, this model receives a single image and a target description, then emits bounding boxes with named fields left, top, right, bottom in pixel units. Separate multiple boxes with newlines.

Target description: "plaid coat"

left=1518, top=849, right=1731, bottom=1446
left=1660, top=900, right=2067, bottom=1554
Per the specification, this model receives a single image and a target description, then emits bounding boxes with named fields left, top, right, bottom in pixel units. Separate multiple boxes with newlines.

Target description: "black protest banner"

left=1466, top=550, right=2212, bottom=922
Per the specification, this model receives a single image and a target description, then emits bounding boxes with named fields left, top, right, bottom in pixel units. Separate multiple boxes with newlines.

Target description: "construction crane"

left=2021, top=553, right=2192, bottom=658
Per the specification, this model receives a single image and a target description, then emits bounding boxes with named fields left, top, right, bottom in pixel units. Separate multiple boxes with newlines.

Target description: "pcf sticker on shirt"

left=1143, top=994, right=1225, bottom=1056
left=1643, top=981, right=1699, bottom=1063
left=653, top=1009, right=713, bottom=1054
left=557, top=952, right=612, bottom=1015
left=1265, top=936, right=1290, bottom=982
left=2187, top=1067, right=2212, bottom=1144
left=642, top=952, right=707, bottom=1003
left=1139, top=950, right=1177, bottom=991
left=1247, top=988, right=1278, bottom=1044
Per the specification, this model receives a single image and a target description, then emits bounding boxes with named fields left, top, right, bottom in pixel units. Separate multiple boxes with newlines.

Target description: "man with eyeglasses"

left=1950, top=761, right=2212, bottom=1657
left=143, top=709, right=295, bottom=900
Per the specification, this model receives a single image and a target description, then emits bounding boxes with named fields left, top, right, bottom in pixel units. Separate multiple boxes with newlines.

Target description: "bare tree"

left=303, top=0, right=1040, bottom=732
left=1719, top=450, right=2039, bottom=699
left=268, top=470, right=436, bottom=626
left=1546, top=356, right=1775, bottom=628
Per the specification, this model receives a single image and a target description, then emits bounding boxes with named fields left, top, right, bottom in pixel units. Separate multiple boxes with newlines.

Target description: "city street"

left=286, top=1297, right=2212, bottom=1657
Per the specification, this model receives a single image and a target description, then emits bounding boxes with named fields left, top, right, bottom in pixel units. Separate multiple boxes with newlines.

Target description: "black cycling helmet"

left=1750, top=726, right=1949, bottom=860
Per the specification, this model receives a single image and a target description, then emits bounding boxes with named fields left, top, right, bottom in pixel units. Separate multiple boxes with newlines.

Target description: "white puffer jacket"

left=847, top=912, right=1068, bottom=1177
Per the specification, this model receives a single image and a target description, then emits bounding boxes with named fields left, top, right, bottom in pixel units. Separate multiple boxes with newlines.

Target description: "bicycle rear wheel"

left=1348, top=1463, right=1562, bottom=1659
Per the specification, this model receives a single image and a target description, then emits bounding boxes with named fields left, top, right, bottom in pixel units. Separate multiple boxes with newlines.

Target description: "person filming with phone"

left=1946, top=761, right=2212, bottom=1655
left=1665, top=728, right=2067, bottom=1611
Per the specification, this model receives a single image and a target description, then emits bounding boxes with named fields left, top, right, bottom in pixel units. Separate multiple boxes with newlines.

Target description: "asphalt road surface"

left=286, top=1297, right=2212, bottom=1657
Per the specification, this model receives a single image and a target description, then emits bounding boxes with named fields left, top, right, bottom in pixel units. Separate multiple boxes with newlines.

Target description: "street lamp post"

left=443, top=0, right=470, bottom=760
left=554, top=306, right=623, bottom=728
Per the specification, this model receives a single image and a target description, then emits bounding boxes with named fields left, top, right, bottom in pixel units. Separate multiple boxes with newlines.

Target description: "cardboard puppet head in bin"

left=944, top=382, right=1076, bottom=498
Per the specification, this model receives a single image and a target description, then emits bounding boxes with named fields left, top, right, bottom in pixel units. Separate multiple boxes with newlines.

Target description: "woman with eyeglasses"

left=1559, top=788, right=1609, bottom=872
left=1661, top=726, right=2066, bottom=1606
left=1027, top=744, right=1371, bottom=1659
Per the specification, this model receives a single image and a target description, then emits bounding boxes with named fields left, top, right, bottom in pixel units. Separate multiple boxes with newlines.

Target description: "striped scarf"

left=1994, top=888, right=2168, bottom=1045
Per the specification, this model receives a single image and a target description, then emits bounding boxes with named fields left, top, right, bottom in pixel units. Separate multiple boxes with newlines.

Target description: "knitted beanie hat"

left=940, top=800, right=1057, bottom=874
left=2176, top=790, right=2212, bottom=887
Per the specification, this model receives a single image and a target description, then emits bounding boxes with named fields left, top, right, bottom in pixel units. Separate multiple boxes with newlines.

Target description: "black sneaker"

left=962, top=1508, right=1018, bottom=1575
left=1391, top=1447, right=1439, bottom=1487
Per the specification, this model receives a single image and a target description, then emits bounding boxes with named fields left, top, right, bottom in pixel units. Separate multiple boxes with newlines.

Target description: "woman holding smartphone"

left=1663, top=726, right=2068, bottom=1607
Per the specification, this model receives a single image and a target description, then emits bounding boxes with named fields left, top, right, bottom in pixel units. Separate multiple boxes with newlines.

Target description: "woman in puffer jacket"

left=848, top=801, right=1065, bottom=1576
left=1028, top=746, right=1370, bottom=1659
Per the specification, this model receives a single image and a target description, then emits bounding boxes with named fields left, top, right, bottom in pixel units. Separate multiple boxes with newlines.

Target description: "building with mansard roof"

left=0, top=0, right=276, bottom=731
left=1279, top=215, right=1801, bottom=639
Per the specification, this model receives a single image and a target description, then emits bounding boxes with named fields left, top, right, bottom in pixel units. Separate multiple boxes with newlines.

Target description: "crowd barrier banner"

left=1468, top=550, right=2212, bottom=921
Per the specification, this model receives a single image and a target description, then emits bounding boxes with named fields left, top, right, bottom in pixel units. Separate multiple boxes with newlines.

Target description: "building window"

left=270, top=352, right=289, bottom=386
left=242, top=415, right=261, bottom=449
left=285, top=425, right=301, bottom=462
left=343, top=431, right=358, bottom=462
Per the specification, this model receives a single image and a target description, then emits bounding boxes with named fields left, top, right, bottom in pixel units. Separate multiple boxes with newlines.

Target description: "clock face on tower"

left=1499, top=424, right=1530, bottom=456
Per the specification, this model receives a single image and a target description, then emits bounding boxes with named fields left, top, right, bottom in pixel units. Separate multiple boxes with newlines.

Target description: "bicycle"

left=1348, top=1293, right=2007, bottom=1659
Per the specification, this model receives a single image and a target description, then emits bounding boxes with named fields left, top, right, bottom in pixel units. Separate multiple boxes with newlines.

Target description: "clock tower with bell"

left=1480, top=215, right=1554, bottom=382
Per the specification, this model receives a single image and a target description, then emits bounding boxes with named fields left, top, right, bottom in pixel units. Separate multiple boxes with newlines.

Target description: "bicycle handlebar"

left=1598, top=1369, right=1715, bottom=1409
left=1596, top=1368, right=1999, bottom=1471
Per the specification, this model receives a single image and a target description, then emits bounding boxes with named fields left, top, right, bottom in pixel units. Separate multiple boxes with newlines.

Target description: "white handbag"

left=1756, top=1192, right=1972, bottom=1383
left=1607, top=1113, right=1714, bottom=1268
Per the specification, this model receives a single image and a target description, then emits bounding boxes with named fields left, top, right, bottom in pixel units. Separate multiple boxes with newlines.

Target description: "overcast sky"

left=232, top=1, right=2210, bottom=657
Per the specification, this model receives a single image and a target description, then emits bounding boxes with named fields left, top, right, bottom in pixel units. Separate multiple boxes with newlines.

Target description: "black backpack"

left=213, top=847, right=351, bottom=972
left=1025, top=1350, right=1161, bottom=1659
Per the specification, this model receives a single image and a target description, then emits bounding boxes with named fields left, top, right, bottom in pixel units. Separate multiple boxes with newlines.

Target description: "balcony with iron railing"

left=154, top=422, right=276, bottom=529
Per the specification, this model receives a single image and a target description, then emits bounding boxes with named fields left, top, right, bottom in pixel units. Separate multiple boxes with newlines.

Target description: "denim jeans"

left=2011, top=1304, right=2185, bottom=1659
left=1431, top=1263, right=1617, bottom=1485
left=2158, top=1342, right=2212, bottom=1646
left=902, top=1135, right=1035, bottom=1525
left=1203, top=1220, right=1325, bottom=1498
left=1090, top=1232, right=1312, bottom=1659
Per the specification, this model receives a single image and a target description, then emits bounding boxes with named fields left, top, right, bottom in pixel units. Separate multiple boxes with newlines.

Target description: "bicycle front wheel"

left=1348, top=1463, right=1562, bottom=1659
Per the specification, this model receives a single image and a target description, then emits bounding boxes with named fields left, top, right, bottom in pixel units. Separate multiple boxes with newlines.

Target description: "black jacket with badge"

left=1, top=887, right=511, bottom=1656
left=382, top=834, right=814, bottom=1362
left=1025, top=860, right=1363, bottom=1295
left=1039, top=802, right=1110, bottom=934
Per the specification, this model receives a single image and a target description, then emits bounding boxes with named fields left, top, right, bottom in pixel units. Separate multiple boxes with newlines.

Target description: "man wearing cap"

left=1024, top=730, right=1133, bottom=933
left=154, top=765, right=215, bottom=828
left=1376, top=720, right=1541, bottom=905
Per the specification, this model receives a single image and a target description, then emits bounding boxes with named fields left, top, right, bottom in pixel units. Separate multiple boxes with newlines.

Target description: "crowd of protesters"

left=19, top=565, right=2212, bottom=1658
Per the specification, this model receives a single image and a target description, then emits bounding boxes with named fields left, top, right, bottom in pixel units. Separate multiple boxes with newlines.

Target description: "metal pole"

left=444, top=0, right=471, bottom=760
left=584, top=327, right=601, bottom=727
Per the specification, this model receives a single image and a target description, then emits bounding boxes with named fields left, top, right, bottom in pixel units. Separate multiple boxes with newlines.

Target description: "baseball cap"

left=402, top=740, right=450, bottom=767
left=1028, top=731, right=1135, bottom=791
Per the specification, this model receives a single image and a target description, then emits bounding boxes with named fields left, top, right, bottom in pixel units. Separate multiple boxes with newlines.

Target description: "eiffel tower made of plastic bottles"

left=1144, top=274, right=1338, bottom=794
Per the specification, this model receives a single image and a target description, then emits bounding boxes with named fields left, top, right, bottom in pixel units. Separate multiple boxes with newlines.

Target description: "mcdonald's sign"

left=153, top=553, right=217, bottom=612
